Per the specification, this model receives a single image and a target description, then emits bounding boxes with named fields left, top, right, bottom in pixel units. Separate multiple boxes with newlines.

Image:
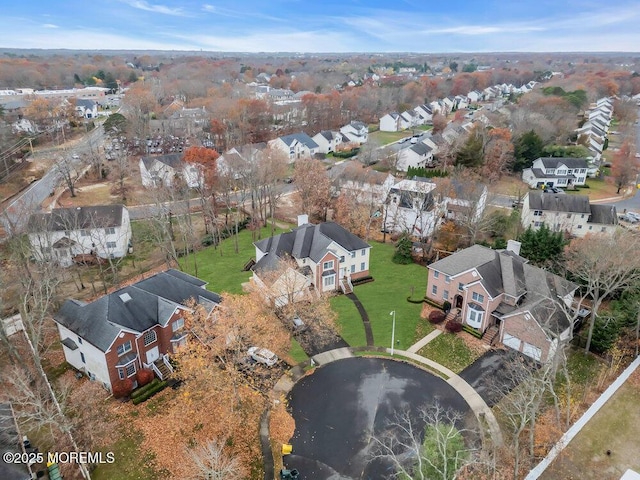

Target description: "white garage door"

left=503, top=333, right=522, bottom=351
left=522, top=343, right=542, bottom=361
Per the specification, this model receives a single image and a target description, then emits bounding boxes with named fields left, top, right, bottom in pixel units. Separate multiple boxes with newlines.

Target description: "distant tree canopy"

left=513, top=130, right=545, bottom=171
left=462, top=63, right=478, bottom=73
left=541, top=86, right=588, bottom=109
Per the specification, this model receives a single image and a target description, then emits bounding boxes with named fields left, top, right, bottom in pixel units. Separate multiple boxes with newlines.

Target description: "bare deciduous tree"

left=370, top=402, right=478, bottom=480
left=564, top=230, right=640, bottom=353
left=187, top=438, right=242, bottom=480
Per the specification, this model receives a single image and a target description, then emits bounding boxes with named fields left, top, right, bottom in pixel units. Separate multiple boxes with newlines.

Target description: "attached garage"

left=522, top=342, right=542, bottom=361
left=502, top=333, right=522, bottom=351
left=502, top=333, right=544, bottom=362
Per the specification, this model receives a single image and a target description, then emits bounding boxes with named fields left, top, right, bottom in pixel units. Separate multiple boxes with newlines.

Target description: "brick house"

left=252, top=216, right=371, bottom=306
left=53, top=269, right=221, bottom=392
left=426, top=243, right=578, bottom=362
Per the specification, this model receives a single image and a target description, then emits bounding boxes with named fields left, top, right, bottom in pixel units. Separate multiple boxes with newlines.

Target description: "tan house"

left=426, top=243, right=578, bottom=362
left=253, top=216, right=371, bottom=306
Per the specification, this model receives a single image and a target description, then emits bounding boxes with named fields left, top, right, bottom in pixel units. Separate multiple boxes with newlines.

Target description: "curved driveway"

left=284, top=357, right=475, bottom=480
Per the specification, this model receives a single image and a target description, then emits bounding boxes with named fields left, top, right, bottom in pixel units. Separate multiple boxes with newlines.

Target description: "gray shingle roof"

left=279, top=132, right=319, bottom=149
left=538, top=157, right=589, bottom=169
left=410, top=142, right=432, bottom=155
left=527, top=191, right=591, bottom=214
left=254, top=222, right=370, bottom=272
left=54, top=269, right=221, bottom=352
left=141, top=153, right=183, bottom=170
left=429, top=244, right=496, bottom=276
left=588, top=204, right=618, bottom=225
left=28, top=205, right=126, bottom=232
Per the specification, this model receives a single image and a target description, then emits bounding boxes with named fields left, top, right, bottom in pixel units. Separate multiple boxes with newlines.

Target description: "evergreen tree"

left=392, top=235, right=414, bottom=264
left=518, top=224, right=566, bottom=266
left=513, top=130, right=544, bottom=171
left=455, top=132, right=483, bottom=167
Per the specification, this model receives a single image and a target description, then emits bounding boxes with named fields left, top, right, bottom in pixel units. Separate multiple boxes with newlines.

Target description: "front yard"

left=330, top=241, right=431, bottom=349
left=418, top=333, right=485, bottom=374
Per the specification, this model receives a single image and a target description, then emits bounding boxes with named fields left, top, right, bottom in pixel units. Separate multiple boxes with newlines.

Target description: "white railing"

left=149, top=362, right=163, bottom=380
left=162, top=354, right=173, bottom=373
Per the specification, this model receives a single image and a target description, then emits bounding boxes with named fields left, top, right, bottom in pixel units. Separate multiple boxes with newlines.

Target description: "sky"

left=1, top=0, right=640, bottom=53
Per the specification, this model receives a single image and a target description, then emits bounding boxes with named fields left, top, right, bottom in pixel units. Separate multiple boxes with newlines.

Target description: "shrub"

left=136, top=368, right=154, bottom=387
left=428, top=310, right=446, bottom=324
left=445, top=320, right=463, bottom=333
left=112, top=378, right=134, bottom=399
left=132, top=381, right=168, bottom=405
left=131, top=378, right=160, bottom=399
left=442, top=301, right=451, bottom=313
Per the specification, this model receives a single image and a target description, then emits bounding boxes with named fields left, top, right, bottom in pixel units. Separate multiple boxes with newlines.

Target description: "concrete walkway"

left=311, top=347, right=354, bottom=366
left=389, top=348, right=504, bottom=447
left=407, top=329, right=442, bottom=353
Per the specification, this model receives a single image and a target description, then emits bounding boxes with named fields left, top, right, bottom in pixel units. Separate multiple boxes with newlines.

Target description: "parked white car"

left=247, top=347, right=279, bottom=367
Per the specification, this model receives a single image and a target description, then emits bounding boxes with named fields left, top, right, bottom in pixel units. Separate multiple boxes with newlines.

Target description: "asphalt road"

left=284, top=357, right=473, bottom=480
left=1, top=125, right=105, bottom=231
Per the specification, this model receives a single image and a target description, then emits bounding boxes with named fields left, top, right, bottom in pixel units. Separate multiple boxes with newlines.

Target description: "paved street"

left=285, top=357, right=473, bottom=480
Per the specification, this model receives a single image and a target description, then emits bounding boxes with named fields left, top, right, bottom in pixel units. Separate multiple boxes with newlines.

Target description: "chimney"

left=506, top=239, right=521, bottom=256
left=297, top=214, right=309, bottom=227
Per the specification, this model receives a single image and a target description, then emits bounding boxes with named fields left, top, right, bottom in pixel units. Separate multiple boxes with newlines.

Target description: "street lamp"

left=390, top=310, right=396, bottom=356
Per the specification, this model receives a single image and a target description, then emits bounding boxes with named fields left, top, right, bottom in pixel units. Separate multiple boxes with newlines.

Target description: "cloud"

left=42, top=23, right=59, bottom=29
left=121, top=0, right=186, bottom=16
left=422, top=25, right=545, bottom=36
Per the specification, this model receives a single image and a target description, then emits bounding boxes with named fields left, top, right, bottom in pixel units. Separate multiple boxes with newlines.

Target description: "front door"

left=340, top=267, right=346, bottom=278
left=455, top=294, right=463, bottom=309
left=146, top=346, right=160, bottom=364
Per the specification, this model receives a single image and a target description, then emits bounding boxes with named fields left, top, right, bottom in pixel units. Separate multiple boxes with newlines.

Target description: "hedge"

left=131, top=378, right=161, bottom=399
left=132, top=381, right=168, bottom=405
left=462, top=324, right=483, bottom=339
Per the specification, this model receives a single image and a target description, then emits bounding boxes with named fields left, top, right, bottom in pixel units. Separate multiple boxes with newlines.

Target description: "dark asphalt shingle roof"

left=28, top=205, right=126, bottom=232
left=254, top=222, right=370, bottom=272
left=588, top=204, right=618, bottom=225
left=527, top=191, right=591, bottom=214
left=141, top=153, right=183, bottom=170
left=54, top=269, right=221, bottom=352
left=537, top=157, right=589, bottom=169
left=279, top=132, right=319, bottom=149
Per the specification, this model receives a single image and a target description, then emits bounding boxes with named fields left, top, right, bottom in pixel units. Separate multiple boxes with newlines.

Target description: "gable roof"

left=141, top=153, right=183, bottom=170
left=430, top=244, right=577, bottom=335
left=279, top=132, right=319, bottom=149
left=54, top=269, right=221, bottom=352
left=254, top=222, right=370, bottom=271
left=588, top=204, right=618, bottom=225
left=410, top=142, right=432, bottom=156
left=527, top=191, right=591, bottom=214
left=537, top=157, right=589, bottom=169
left=28, top=205, right=126, bottom=232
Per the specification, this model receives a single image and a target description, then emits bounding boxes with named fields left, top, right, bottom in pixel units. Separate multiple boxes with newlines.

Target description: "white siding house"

left=28, top=205, right=132, bottom=267
left=522, top=157, right=589, bottom=189
left=139, top=153, right=203, bottom=188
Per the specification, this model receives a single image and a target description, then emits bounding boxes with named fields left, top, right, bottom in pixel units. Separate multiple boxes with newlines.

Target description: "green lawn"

left=565, top=178, right=618, bottom=200
left=289, top=338, right=309, bottom=363
left=417, top=333, right=482, bottom=374
left=179, top=225, right=289, bottom=295
left=331, top=241, right=432, bottom=349
left=369, top=130, right=412, bottom=146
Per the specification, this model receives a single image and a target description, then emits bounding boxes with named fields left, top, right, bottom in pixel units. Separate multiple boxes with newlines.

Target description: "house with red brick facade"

left=426, top=243, right=578, bottom=362
left=253, top=216, right=371, bottom=306
left=53, top=269, right=221, bottom=392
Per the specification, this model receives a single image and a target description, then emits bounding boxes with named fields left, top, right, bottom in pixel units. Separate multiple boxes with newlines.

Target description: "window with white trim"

left=323, top=275, right=335, bottom=287
left=443, top=290, right=449, bottom=300
left=361, top=262, right=366, bottom=271
left=350, top=265, right=355, bottom=274
left=118, top=369, right=125, bottom=380
left=350, top=252, right=356, bottom=258
left=125, top=362, right=136, bottom=377
left=534, top=210, right=542, bottom=216
left=106, top=241, right=117, bottom=248
left=143, top=330, right=157, bottom=346
left=80, top=352, right=85, bottom=363
left=116, top=340, right=132, bottom=356
left=433, top=271, right=439, bottom=279
left=104, top=227, right=116, bottom=235
left=466, top=303, right=484, bottom=328
left=432, top=285, right=438, bottom=295
left=323, top=260, right=334, bottom=270
left=445, top=275, right=451, bottom=284
left=458, top=282, right=464, bottom=292
left=472, top=292, right=485, bottom=303
left=361, top=249, right=366, bottom=256
left=172, top=318, right=185, bottom=332
left=340, top=256, right=345, bottom=263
